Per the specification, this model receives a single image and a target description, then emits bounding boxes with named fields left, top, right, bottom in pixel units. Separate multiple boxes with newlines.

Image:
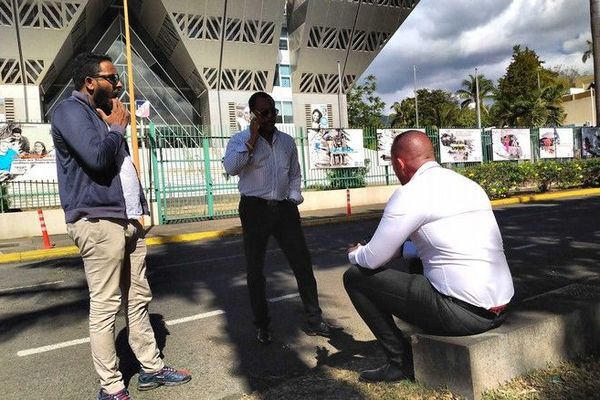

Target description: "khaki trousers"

left=67, top=218, right=163, bottom=393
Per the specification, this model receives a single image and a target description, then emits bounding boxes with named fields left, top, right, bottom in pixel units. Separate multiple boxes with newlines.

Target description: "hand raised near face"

left=97, top=99, right=129, bottom=131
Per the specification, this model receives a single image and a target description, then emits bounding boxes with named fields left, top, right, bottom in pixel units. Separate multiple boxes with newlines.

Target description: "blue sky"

left=363, top=0, right=593, bottom=109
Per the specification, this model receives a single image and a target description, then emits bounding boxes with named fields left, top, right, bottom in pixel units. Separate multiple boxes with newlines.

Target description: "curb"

left=2, top=187, right=600, bottom=264
left=0, top=212, right=379, bottom=264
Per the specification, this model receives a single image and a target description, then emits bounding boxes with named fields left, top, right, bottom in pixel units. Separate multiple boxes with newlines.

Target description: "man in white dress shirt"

left=223, top=92, right=332, bottom=344
left=344, top=130, right=514, bottom=382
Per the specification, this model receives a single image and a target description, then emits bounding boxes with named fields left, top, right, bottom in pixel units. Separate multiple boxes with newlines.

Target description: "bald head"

left=390, top=130, right=435, bottom=184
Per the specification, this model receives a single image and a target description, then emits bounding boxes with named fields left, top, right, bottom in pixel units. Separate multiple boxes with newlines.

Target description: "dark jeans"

left=239, top=196, right=322, bottom=329
left=343, top=266, right=507, bottom=367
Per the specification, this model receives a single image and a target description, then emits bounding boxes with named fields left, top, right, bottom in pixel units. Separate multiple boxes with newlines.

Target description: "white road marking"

left=0, top=280, right=64, bottom=293
left=268, top=293, right=300, bottom=303
left=165, top=309, right=225, bottom=326
left=16, top=292, right=299, bottom=356
left=17, top=337, right=90, bottom=357
left=512, top=244, right=535, bottom=250
left=152, top=249, right=279, bottom=271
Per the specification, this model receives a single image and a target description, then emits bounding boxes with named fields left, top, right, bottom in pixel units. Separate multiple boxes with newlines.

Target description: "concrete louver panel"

left=134, top=0, right=283, bottom=94
left=0, top=0, right=111, bottom=89
left=287, top=0, right=420, bottom=94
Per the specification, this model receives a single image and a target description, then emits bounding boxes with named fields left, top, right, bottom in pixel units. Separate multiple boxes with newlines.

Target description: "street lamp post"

left=475, top=67, right=481, bottom=129
left=413, top=65, right=419, bottom=128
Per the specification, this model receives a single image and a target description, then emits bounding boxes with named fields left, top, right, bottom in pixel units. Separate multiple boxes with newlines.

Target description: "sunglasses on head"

left=90, top=73, right=121, bottom=86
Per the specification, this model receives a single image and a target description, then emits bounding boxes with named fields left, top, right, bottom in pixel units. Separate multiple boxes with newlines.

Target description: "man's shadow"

left=115, top=313, right=169, bottom=387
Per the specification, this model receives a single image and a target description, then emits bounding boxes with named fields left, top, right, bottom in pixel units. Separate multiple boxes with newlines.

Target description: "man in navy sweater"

left=51, top=53, right=190, bottom=400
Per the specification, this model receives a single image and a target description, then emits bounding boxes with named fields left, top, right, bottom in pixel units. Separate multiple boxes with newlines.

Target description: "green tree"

left=492, top=45, right=565, bottom=127
left=456, top=74, right=495, bottom=112
left=388, top=101, right=404, bottom=128
left=582, top=39, right=593, bottom=63
left=347, top=74, right=386, bottom=128
left=413, top=88, right=461, bottom=128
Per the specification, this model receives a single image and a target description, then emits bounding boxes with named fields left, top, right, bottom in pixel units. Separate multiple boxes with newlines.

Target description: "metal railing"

left=0, top=125, right=586, bottom=221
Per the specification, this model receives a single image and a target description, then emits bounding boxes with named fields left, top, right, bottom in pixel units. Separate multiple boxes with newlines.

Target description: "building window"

left=275, top=101, right=293, bottom=124
left=278, top=64, right=291, bottom=87
left=279, top=26, right=288, bottom=50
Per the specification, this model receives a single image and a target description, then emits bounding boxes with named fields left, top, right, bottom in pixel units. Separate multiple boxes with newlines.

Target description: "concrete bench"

left=410, top=282, right=600, bottom=400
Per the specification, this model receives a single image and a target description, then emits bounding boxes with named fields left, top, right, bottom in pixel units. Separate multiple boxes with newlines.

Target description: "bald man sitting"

left=344, top=131, right=514, bottom=382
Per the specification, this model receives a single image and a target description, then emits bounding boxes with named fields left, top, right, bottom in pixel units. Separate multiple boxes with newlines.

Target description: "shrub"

left=326, top=159, right=370, bottom=189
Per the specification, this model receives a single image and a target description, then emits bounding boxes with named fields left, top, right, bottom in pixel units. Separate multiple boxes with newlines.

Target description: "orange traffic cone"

left=37, top=209, right=54, bottom=249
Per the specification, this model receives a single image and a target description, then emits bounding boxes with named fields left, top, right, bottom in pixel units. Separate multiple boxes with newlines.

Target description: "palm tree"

left=582, top=39, right=593, bottom=63
left=389, top=101, right=403, bottom=128
left=592, top=0, right=600, bottom=125
left=456, top=74, right=494, bottom=112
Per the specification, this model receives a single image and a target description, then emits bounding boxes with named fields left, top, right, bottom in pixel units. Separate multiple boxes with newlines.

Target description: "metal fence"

left=0, top=125, right=586, bottom=223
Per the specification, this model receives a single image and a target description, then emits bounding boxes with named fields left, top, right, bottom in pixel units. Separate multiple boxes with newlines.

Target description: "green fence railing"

left=0, top=125, right=586, bottom=222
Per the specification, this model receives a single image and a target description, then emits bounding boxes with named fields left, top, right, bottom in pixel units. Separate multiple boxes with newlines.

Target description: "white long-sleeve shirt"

left=223, top=129, right=303, bottom=204
left=348, top=161, right=514, bottom=309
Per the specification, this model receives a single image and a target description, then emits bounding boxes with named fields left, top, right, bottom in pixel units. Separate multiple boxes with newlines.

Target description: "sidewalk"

left=2, top=187, right=600, bottom=264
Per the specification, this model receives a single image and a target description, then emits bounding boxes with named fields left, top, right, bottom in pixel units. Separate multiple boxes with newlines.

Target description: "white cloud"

left=361, top=0, right=592, bottom=110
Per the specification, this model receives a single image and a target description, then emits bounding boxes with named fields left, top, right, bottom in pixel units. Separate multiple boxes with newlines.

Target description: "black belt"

left=447, top=296, right=507, bottom=320
left=241, top=196, right=286, bottom=207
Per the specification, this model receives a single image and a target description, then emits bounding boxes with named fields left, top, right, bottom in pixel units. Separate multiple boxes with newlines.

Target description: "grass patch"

left=242, top=354, right=600, bottom=400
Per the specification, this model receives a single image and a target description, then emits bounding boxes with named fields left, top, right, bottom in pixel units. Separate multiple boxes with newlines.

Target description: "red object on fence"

left=346, top=188, right=352, bottom=216
left=37, top=209, right=54, bottom=249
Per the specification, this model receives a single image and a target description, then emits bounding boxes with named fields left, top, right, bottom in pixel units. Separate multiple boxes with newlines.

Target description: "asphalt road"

left=1, top=196, right=599, bottom=400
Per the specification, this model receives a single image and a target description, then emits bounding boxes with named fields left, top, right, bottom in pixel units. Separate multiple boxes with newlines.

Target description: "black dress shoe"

left=256, top=327, right=273, bottom=344
left=359, top=363, right=406, bottom=383
left=305, top=320, right=332, bottom=337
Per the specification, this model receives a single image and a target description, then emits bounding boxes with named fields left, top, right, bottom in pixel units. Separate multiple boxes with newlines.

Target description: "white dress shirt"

left=348, top=161, right=514, bottom=309
left=223, top=128, right=304, bottom=204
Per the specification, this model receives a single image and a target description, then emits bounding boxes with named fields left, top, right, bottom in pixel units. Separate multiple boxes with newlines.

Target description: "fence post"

left=202, top=135, right=214, bottom=218
left=299, top=126, right=308, bottom=189
left=148, top=122, right=163, bottom=224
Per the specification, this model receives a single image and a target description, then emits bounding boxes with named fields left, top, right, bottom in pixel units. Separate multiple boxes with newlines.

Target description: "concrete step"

left=410, top=282, right=600, bottom=400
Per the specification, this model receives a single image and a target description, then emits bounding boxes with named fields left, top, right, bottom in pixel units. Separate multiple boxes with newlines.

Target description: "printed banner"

left=538, top=128, right=573, bottom=159
left=308, top=128, right=365, bottom=169
left=438, top=129, right=483, bottom=163
left=0, top=122, right=55, bottom=182
left=491, top=128, right=531, bottom=161
left=309, top=104, right=329, bottom=129
left=234, top=103, right=251, bottom=131
left=582, top=127, right=600, bottom=157
left=376, top=128, right=425, bottom=166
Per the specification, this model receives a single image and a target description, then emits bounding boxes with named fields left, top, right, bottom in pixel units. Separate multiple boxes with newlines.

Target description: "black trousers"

left=343, top=266, right=507, bottom=368
left=239, top=196, right=322, bottom=329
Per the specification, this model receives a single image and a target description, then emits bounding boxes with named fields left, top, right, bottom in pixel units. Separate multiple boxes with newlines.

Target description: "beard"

left=94, top=87, right=117, bottom=115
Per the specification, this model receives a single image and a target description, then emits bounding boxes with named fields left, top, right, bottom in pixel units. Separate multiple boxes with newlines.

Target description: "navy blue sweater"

left=51, top=91, right=148, bottom=223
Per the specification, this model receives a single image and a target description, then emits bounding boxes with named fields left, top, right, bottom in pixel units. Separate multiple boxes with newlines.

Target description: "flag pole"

left=122, top=0, right=140, bottom=176
left=475, top=67, right=481, bottom=129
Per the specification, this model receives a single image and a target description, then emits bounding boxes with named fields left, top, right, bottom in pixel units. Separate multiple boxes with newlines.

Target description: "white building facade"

left=0, top=0, right=420, bottom=131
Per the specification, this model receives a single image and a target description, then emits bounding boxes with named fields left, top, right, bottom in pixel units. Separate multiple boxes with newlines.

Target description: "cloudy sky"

left=363, top=0, right=593, bottom=109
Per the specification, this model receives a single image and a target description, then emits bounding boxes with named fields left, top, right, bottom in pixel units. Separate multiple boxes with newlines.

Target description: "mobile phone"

left=249, top=111, right=257, bottom=121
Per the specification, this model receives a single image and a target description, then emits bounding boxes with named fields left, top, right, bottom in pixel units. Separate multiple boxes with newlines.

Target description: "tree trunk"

left=591, top=0, right=600, bottom=125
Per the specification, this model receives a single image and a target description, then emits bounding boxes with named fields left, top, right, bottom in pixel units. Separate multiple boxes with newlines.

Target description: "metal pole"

left=216, top=0, right=228, bottom=135
left=413, top=65, right=419, bottom=128
left=475, top=67, right=481, bottom=129
left=592, top=87, right=596, bottom=126
left=337, top=60, right=343, bottom=127
left=11, top=0, right=29, bottom=122
left=122, top=0, right=141, bottom=175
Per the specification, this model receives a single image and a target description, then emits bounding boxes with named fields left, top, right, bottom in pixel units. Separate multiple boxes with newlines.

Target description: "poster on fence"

left=308, top=128, right=365, bottom=169
left=0, top=122, right=56, bottom=182
left=491, top=128, right=531, bottom=161
left=581, top=127, right=600, bottom=157
left=538, top=128, right=574, bottom=159
left=438, top=129, right=482, bottom=163
left=376, top=128, right=424, bottom=166
left=309, top=104, right=329, bottom=129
